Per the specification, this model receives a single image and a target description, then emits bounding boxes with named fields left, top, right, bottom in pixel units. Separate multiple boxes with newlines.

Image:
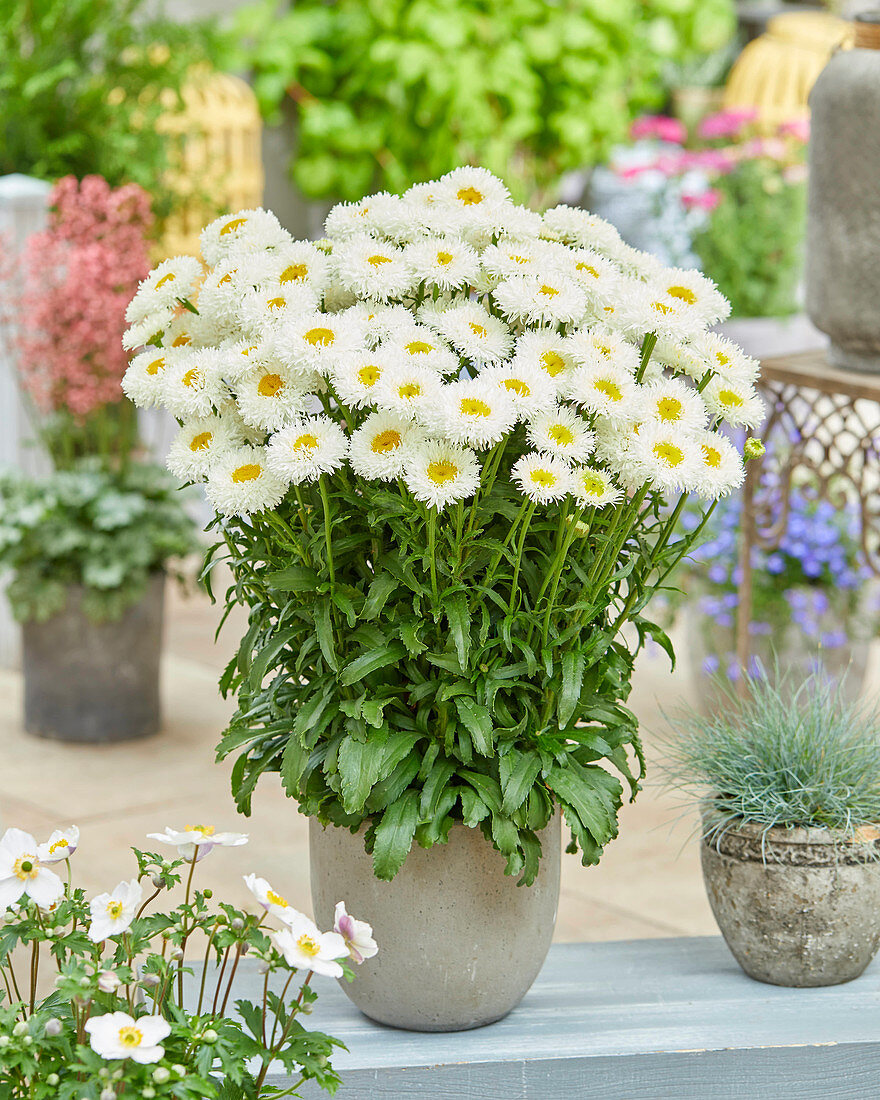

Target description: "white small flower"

left=273, top=916, right=349, bottom=977
left=541, top=206, right=623, bottom=254
left=650, top=267, right=730, bottom=329
left=566, top=247, right=623, bottom=291
left=334, top=901, right=378, bottom=964
left=512, top=329, right=573, bottom=386
left=166, top=415, right=245, bottom=481
left=349, top=412, right=424, bottom=481
left=527, top=406, right=595, bottom=463
left=325, top=192, right=411, bottom=240
left=384, top=326, right=460, bottom=376
left=239, top=281, right=320, bottom=337
left=565, top=362, right=639, bottom=422
left=424, top=301, right=513, bottom=365
left=38, top=827, right=79, bottom=863
left=244, top=874, right=304, bottom=923
left=0, top=828, right=65, bottom=911
left=651, top=335, right=712, bottom=383
left=122, top=349, right=176, bottom=409
left=492, top=273, right=587, bottom=327
left=235, top=240, right=331, bottom=295
left=569, top=466, right=623, bottom=508
left=403, top=439, right=482, bottom=510
left=374, top=362, right=444, bottom=420
left=565, top=327, right=640, bottom=375
left=702, top=376, right=766, bottom=429
left=510, top=453, right=571, bottom=504
left=276, top=311, right=366, bottom=374
left=425, top=377, right=517, bottom=448
left=126, top=256, right=203, bottom=325
left=691, top=431, right=745, bottom=499
left=329, top=349, right=397, bottom=409
left=695, top=332, right=760, bottom=383
left=162, top=349, right=230, bottom=419
left=629, top=424, right=702, bottom=492
left=340, top=303, right=414, bottom=344
left=332, top=235, right=415, bottom=301
left=200, top=209, right=290, bottom=267
left=404, top=235, right=481, bottom=291
left=85, top=1012, right=171, bottom=1065
left=235, top=362, right=313, bottom=433
left=638, top=378, right=708, bottom=432
left=435, top=167, right=511, bottom=233
left=122, top=313, right=171, bottom=352
left=88, top=880, right=142, bottom=943
left=266, top=415, right=349, bottom=484
left=480, top=239, right=545, bottom=281
left=146, top=825, right=249, bottom=861
left=479, top=361, right=557, bottom=420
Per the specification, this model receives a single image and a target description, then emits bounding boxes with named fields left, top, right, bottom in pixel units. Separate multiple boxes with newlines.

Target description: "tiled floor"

left=0, top=578, right=718, bottom=941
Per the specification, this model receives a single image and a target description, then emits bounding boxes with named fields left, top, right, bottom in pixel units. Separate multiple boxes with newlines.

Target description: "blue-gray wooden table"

left=196, top=936, right=880, bottom=1098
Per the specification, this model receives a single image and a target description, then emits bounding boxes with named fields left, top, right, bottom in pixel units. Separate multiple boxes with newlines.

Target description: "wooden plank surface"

left=195, top=937, right=880, bottom=1098
left=759, top=349, right=880, bottom=402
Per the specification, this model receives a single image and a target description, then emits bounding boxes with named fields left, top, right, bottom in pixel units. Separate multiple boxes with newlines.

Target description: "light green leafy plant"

left=234, top=0, right=735, bottom=204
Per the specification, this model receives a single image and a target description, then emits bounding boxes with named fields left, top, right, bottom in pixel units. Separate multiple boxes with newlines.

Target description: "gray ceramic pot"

left=701, top=819, right=880, bottom=987
left=309, top=813, right=561, bottom=1032
left=22, top=573, right=165, bottom=743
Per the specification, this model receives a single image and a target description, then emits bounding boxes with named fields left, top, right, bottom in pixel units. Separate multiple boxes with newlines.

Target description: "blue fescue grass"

left=661, top=666, right=880, bottom=840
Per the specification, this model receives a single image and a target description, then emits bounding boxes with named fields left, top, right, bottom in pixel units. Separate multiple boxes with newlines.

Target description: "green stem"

left=318, top=476, right=335, bottom=587
left=636, top=331, right=657, bottom=384
left=507, top=502, right=536, bottom=614
left=427, top=508, right=438, bottom=601
left=539, top=507, right=584, bottom=647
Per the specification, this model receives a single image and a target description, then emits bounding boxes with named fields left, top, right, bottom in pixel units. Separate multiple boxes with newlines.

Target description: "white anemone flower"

left=332, top=235, right=414, bottom=301
left=205, top=445, right=289, bottom=517
left=702, top=376, right=766, bottom=430
left=200, top=208, right=290, bottom=266
left=146, top=825, right=249, bottom=862
left=374, top=362, right=444, bottom=420
left=38, top=827, right=80, bottom=863
left=122, top=349, right=176, bottom=409
left=565, top=327, right=641, bottom=375
left=692, top=431, right=745, bottom=499
left=243, top=874, right=304, bottom=924
left=162, top=349, right=230, bottom=418
left=565, top=362, right=640, bottom=422
left=479, top=362, right=557, bottom=420
left=87, top=879, right=143, bottom=942
left=424, top=301, right=513, bottom=365
left=273, top=916, right=349, bottom=977
left=404, top=235, right=481, bottom=291
left=527, top=406, right=595, bottom=463
left=638, top=378, right=708, bottom=432
left=266, top=415, right=349, bottom=484
left=570, top=466, right=623, bottom=508
left=403, top=440, right=481, bottom=510
left=85, top=1012, right=171, bottom=1065
left=384, top=326, right=459, bottom=375
left=426, top=377, right=517, bottom=448
left=126, top=255, right=202, bottom=325
left=349, top=412, right=424, bottom=481
left=510, top=453, right=572, bottom=505
left=492, top=273, right=587, bottom=327
left=235, top=363, right=313, bottom=433
left=512, top=329, right=573, bottom=386
left=166, top=415, right=245, bottom=481
left=275, top=311, right=366, bottom=374
left=334, top=901, right=378, bottom=964
left=540, top=206, right=623, bottom=254
left=0, top=828, right=65, bottom=910
left=629, top=424, right=703, bottom=492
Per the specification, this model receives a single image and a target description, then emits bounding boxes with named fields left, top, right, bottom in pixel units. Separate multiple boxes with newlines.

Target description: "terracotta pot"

left=309, top=813, right=561, bottom=1031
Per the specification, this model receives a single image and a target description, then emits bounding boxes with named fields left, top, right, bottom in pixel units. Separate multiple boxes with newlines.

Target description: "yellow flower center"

left=459, top=397, right=491, bottom=418
left=304, top=327, right=334, bottom=347
left=580, top=473, right=606, bottom=497
left=190, top=431, right=213, bottom=451
left=715, top=351, right=730, bottom=366
left=503, top=378, right=529, bottom=397
left=13, top=856, right=38, bottom=881
left=267, top=296, right=286, bottom=310
left=398, top=382, right=421, bottom=399
left=155, top=272, right=175, bottom=289
left=232, top=464, right=262, bottom=483
left=652, top=301, right=674, bottom=316
left=436, top=251, right=453, bottom=266
left=220, top=217, right=247, bottom=236
left=118, top=1026, right=143, bottom=1048
left=703, top=444, right=722, bottom=468
left=371, top=429, right=401, bottom=453
left=293, top=433, right=319, bottom=452
left=667, top=285, right=697, bottom=304
left=241, top=346, right=256, bottom=357
left=106, top=900, right=124, bottom=919
left=530, top=469, right=557, bottom=487
left=219, top=272, right=234, bottom=285
left=457, top=186, right=484, bottom=205
left=367, top=254, right=393, bottom=267
left=186, top=825, right=215, bottom=836
left=596, top=344, right=612, bottom=358
left=257, top=373, right=284, bottom=398
left=719, top=388, right=744, bottom=408
left=405, top=341, right=433, bottom=355
left=182, top=368, right=201, bottom=389
left=172, top=334, right=191, bottom=347
left=146, top=357, right=165, bottom=376
left=48, top=839, right=69, bottom=854
left=548, top=424, right=575, bottom=446
left=280, top=263, right=308, bottom=283
left=512, top=254, right=530, bottom=265
left=539, top=284, right=559, bottom=298
left=358, top=365, right=381, bottom=387
left=426, top=459, right=459, bottom=485
left=468, top=322, right=487, bottom=337
left=540, top=351, right=566, bottom=376
left=267, top=890, right=289, bottom=908
left=297, top=934, right=321, bottom=958
left=594, top=378, right=623, bottom=402
left=656, top=397, right=683, bottom=422
left=576, top=262, right=599, bottom=278
left=653, top=441, right=685, bottom=467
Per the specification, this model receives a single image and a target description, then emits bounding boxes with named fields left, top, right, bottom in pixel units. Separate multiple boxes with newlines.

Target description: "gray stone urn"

left=22, top=573, right=165, bottom=743
left=701, top=818, right=880, bottom=986
left=309, top=813, right=561, bottom=1031
left=806, top=13, right=880, bottom=371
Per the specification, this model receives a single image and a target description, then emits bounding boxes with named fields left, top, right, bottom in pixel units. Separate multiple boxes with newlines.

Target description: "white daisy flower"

left=569, top=466, right=623, bottom=508
left=695, top=331, right=760, bottom=383
left=480, top=239, right=546, bottom=281
left=650, top=267, right=730, bottom=329
left=273, top=916, right=349, bottom=978
left=565, top=327, right=641, bottom=375
left=276, top=311, right=366, bottom=374
left=492, top=273, right=587, bottom=327
left=510, top=452, right=571, bottom=505
left=436, top=167, right=511, bottom=222
left=424, top=301, right=513, bottom=365
left=332, top=234, right=414, bottom=301
left=334, top=901, right=378, bottom=964
left=163, top=312, right=211, bottom=350
left=235, top=240, right=331, bottom=294
left=166, top=415, right=246, bottom=481
left=383, top=325, right=460, bottom=375
left=527, top=405, right=595, bottom=463
left=205, top=446, right=289, bottom=517
left=338, top=303, right=414, bottom=345
left=606, top=239, right=667, bottom=282
left=566, top=247, right=621, bottom=287
left=162, top=349, right=230, bottom=418
left=122, top=312, right=171, bottom=352
left=591, top=416, right=642, bottom=468
left=565, top=362, right=640, bottom=422
left=349, top=411, right=425, bottom=481
left=513, top=329, right=574, bottom=385
left=266, top=415, right=349, bottom=484
left=122, top=348, right=177, bottom=409
left=324, top=192, right=410, bottom=240
left=243, top=874, right=304, bottom=923
left=330, top=348, right=397, bottom=409
left=651, top=334, right=712, bottom=382
left=496, top=205, right=544, bottom=241
left=147, top=825, right=249, bottom=861
left=85, top=1012, right=171, bottom=1065
left=404, top=235, right=481, bottom=291
left=403, top=439, right=481, bottom=510
left=629, top=424, right=702, bottom=492
left=479, top=361, right=557, bottom=420
left=38, top=827, right=79, bottom=863
left=426, top=377, right=517, bottom=448
left=239, top=281, right=320, bottom=336
left=374, top=362, right=444, bottom=420
left=638, top=378, right=708, bottom=432
left=691, top=431, right=746, bottom=499
left=235, top=362, right=312, bottom=433
left=87, top=879, right=142, bottom=942
left=0, top=828, right=65, bottom=911
left=200, top=208, right=290, bottom=266
left=702, top=376, right=766, bottom=429
left=126, top=255, right=202, bottom=324
left=540, top=206, right=623, bottom=254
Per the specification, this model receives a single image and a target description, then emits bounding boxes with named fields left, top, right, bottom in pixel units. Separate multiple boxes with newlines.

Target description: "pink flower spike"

left=778, top=117, right=810, bottom=143
left=697, top=108, right=759, bottom=140
left=682, top=189, right=722, bottom=212
left=629, top=114, right=687, bottom=146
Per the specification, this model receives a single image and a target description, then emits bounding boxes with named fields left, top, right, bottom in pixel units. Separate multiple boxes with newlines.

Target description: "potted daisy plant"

left=122, top=167, right=762, bottom=1031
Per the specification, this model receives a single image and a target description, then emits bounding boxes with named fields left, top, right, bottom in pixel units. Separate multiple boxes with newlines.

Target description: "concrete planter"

left=309, top=813, right=561, bottom=1032
left=701, top=818, right=880, bottom=987
left=22, top=573, right=165, bottom=743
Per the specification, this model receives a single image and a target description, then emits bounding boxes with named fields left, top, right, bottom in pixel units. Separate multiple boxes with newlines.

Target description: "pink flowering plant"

left=0, top=823, right=374, bottom=1098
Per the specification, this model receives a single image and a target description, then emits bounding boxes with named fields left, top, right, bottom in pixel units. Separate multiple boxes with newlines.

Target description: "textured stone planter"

left=701, top=818, right=880, bottom=987
left=309, top=813, right=561, bottom=1032
left=22, top=573, right=165, bottom=743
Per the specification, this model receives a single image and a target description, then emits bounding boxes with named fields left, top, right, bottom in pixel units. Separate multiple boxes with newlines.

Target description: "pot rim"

left=699, top=802, right=880, bottom=850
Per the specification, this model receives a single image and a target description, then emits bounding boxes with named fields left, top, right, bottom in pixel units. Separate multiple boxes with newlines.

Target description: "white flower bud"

left=21, top=1035, right=33, bottom=1046
left=44, top=1018, right=63, bottom=1037
left=151, top=873, right=163, bottom=888
left=140, top=973, right=160, bottom=988
left=202, top=1029, right=218, bottom=1043
left=12, top=1022, right=28, bottom=1037
left=152, top=1067, right=171, bottom=1084
left=256, top=960, right=270, bottom=974
left=169, top=947, right=184, bottom=961
left=231, top=917, right=245, bottom=931
left=101, top=1088, right=115, bottom=1100
left=78, top=976, right=91, bottom=989
left=97, top=971, right=121, bottom=993
left=172, top=1064, right=186, bottom=1077
left=0, top=1035, right=9, bottom=1048
left=46, top=1073, right=59, bottom=1086
left=142, top=1090, right=156, bottom=1099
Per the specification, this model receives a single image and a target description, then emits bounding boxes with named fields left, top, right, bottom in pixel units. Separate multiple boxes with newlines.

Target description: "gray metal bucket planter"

left=22, top=573, right=165, bottom=743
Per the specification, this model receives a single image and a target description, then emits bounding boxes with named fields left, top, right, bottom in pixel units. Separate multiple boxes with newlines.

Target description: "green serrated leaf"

left=500, top=751, right=542, bottom=815
left=340, top=642, right=406, bottom=687
left=372, top=790, right=420, bottom=880
left=363, top=572, right=399, bottom=619
left=338, top=733, right=385, bottom=813
left=446, top=591, right=471, bottom=669
left=454, top=696, right=494, bottom=757
left=557, top=650, right=585, bottom=729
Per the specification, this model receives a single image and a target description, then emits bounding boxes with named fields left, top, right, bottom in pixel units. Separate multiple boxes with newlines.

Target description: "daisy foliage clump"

left=122, top=168, right=763, bottom=885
